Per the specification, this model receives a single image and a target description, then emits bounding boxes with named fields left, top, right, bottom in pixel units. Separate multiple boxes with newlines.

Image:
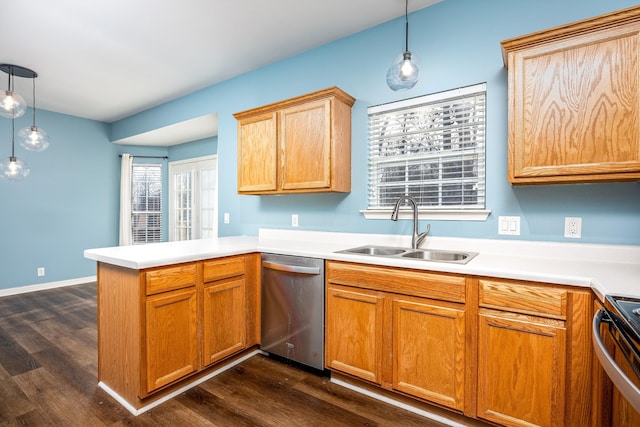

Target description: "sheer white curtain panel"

left=119, top=153, right=133, bottom=246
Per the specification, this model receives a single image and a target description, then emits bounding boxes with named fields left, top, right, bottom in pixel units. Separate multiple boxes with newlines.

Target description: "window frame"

left=362, top=83, right=490, bottom=221
left=131, top=162, right=163, bottom=244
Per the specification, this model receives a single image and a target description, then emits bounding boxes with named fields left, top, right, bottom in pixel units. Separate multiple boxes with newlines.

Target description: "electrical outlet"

left=498, top=216, right=520, bottom=236
left=564, top=217, right=582, bottom=238
left=223, top=213, right=230, bottom=224
left=291, top=214, right=299, bottom=227
left=37, top=267, right=45, bottom=277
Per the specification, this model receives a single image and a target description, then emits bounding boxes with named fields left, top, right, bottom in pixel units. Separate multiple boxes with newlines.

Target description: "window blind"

left=368, top=83, right=486, bottom=210
left=131, top=164, right=162, bottom=244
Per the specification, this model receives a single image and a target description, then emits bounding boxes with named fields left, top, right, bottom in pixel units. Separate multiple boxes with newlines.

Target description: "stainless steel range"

left=593, top=295, right=640, bottom=413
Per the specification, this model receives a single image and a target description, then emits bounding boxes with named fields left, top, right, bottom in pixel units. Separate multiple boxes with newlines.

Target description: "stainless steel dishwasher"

left=261, top=253, right=325, bottom=370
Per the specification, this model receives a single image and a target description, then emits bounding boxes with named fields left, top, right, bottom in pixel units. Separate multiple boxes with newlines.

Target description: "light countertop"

left=84, top=228, right=640, bottom=301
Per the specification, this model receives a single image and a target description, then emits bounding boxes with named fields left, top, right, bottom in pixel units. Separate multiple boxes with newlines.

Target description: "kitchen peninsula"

left=85, top=229, right=640, bottom=424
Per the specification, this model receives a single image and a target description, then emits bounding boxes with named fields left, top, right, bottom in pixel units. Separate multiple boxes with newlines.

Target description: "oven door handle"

left=593, top=309, right=640, bottom=413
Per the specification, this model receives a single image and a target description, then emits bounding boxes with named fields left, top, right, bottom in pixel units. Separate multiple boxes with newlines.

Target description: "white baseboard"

left=0, top=276, right=97, bottom=298
left=99, top=350, right=262, bottom=416
left=330, top=377, right=470, bottom=427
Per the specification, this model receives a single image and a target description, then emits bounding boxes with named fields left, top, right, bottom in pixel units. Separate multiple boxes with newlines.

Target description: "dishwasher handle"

left=593, top=309, right=640, bottom=413
left=262, top=260, right=321, bottom=275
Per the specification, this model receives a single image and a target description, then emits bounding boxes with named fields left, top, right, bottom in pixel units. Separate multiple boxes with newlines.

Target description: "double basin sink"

left=336, top=245, right=478, bottom=265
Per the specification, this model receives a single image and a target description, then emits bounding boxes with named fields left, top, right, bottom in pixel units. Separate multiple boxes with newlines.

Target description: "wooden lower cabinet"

left=325, top=285, right=384, bottom=384
left=477, top=309, right=566, bottom=426
left=97, top=253, right=260, bottom=409
left=144, top=287, right=199, bottom=393
left=392, top=296, right=466, bottom=411
left=202, top=277, right=246, bottom=366
left=325, top=261, right=468, bottom=412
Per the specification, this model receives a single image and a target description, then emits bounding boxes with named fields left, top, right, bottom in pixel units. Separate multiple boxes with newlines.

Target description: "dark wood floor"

left=0, top=283, right=453, bottom=426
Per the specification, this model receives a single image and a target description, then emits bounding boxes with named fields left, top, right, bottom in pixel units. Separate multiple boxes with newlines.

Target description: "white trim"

left=368, top=83, right=487, bottom=114
left=361, top=209, right=491, bottom=221
left=330, top=377, right=470, bottom=427
left=0, top=276, right=96, bottom=298
left=99, top=349, right=262, bottom=416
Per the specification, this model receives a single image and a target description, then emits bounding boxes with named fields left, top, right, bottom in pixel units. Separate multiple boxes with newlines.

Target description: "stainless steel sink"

left=336, top=245, right=478, bottom=265
left=342, top=246, right=407, bottom=256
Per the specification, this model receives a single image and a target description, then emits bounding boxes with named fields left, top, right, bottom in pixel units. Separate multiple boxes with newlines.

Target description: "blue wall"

left=1, top=0, right=639, bottom=290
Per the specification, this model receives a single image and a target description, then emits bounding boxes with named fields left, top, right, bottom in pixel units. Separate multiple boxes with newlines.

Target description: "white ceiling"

left=3, top=0, right=441, bottom=124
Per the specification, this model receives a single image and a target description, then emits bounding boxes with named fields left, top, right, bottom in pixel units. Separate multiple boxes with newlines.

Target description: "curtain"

left=119, top=153, right=133, bottom=246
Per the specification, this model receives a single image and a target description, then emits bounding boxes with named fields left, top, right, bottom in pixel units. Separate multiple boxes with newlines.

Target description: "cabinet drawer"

left=479, top=279, right=567, bottom=319
left=326, top=261, right=465, bottom=303
left=145, top=263, right=197, bottom=296
left=203, top=256, right=245, bottom=283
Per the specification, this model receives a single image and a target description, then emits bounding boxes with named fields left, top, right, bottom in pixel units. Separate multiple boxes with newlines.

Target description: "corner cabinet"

left=325, top=261, right=470, bottom=412
left=501, top=6, right=640, bottom=185
left=233, top=87, right=355, bottom=195
left=96, top=253, right=260, bottom=409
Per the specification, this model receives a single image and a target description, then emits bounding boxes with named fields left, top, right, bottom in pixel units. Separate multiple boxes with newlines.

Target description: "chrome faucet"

left=391, top=196, right=430, bottom=249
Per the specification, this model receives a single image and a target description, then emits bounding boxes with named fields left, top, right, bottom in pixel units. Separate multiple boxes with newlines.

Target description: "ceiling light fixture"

left=0, top=64, right=50, bottom=181
left=386, top=0, right=420, bottom=91
left=0, top=115, right=30, bottom=181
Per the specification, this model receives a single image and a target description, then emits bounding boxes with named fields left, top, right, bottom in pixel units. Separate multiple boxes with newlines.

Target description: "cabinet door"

left=280, top=99, right=331, bottom=190
left=612, top=343, right=640, bottom=427
left=325, top=285, right=384, bottom=384
left=144, top=287, right=198, bottom=394
left=508, top=23, right=640, bottom=184
left=237, top=112, right=278, bottom=192
left=202, top=277, right=246, bottom=366
left=478, top=309, right=566, bottom=427
left=392, top=297, right=465, bottom=411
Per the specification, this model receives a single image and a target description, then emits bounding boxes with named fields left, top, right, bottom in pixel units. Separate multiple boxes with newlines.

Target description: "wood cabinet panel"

left=237, top=112, right=278, bottom=192
left=202, top=277, right=246, bottom=366
left=477, top=309, right=566, bottom=427
left=143, top=287, right=199, bottom=394
left=281, top=99, right=331, bottom=190
left=326, top=261, right=466, bottom=303
left=392, top=296, right=466, bottom=411
left=502, top=6, right=640, bottom=184
left=325, top=285, right=384, bottom=384
left=144, top=262, right=197, bottom=296
left=479, top=278, right=567, bottom=319
left=203, top=256, right=245, bottom=283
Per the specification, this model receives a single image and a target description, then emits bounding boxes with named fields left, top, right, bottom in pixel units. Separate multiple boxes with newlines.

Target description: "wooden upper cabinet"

left=234, top=87, right=355, bottom=194
left=501, top=6, right=640, bottom=184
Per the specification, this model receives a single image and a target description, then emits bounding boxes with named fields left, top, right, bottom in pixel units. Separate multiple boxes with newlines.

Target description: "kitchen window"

left=131, top=163, right=162, bottom=244
left=364, top=83, right=489, bottom=221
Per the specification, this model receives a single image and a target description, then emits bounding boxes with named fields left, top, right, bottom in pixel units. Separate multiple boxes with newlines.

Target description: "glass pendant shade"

left=0, top=90, right=27, bottom=118
left=0, top=156, right=30, bottom=181
left=18, top=125, right=50, bottom=152
left=386, top=51, right=420, bottom=91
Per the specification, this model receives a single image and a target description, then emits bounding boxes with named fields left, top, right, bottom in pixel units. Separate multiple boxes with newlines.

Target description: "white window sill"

left=361, top=209, right=491, bottom=221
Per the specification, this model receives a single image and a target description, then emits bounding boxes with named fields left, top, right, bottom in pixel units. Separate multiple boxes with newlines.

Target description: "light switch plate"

left=498, top=216, right=520, bottom=236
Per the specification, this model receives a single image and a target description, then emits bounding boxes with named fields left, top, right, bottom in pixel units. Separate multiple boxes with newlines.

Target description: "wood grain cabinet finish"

left=501, top=6, right=640, bottom=184
left=97, top=253, right=260, bottom=409
left=477, top=278, right=593, bottom=427
left=325, top=261, right=468, bottom=411
left=234, top=87, right=355, bottom=194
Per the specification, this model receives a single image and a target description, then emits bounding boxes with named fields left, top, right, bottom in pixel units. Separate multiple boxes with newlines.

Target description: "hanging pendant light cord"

left=31, top=77, right=36, bottom=126
left=11, top=116, right=15, bottom=158
left=405, top=0, right=409, bottom=52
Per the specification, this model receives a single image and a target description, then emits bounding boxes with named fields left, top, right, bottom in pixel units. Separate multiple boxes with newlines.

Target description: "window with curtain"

left=366, top=83, right=487, bottom=219
left=131, top=163, right=162, bottom=244
left=169, top=155, right=217, bottom=241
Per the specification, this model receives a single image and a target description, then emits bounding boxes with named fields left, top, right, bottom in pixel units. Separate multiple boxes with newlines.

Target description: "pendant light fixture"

left=17, top=75, right=50, bottom=152
left=0, top=115, right=30, bottom=181
left=0, top=64, right=49, bottom=181
left=386, top=0, right=420, bottom=91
